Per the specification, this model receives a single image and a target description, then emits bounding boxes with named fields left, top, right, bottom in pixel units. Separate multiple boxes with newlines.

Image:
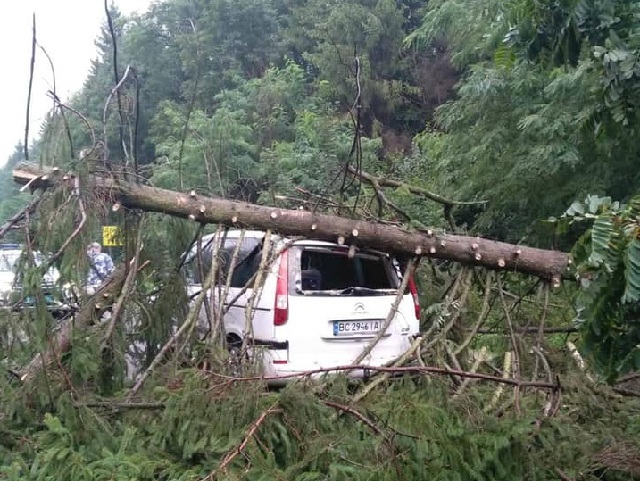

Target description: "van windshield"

left=294, top=247, right=397, bottom=296
left=0, top=251, right=49, bottom=271
left=184, top=235, right=262, bottom=287
left=0, top=251, right=20, bottom=272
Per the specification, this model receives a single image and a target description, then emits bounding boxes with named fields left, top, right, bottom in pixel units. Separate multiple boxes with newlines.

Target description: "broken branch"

left=0, top=196, right=42, bottom=240
left=202, top=403, right=281, bottom=480
left=348, top=166, right=487, bottom=206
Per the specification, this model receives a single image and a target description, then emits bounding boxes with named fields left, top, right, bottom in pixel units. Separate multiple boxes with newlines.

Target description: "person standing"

left=86, top=242, right=115, bottom=295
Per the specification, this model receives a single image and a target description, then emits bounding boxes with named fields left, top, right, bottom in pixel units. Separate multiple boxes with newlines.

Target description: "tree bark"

left=13, top=165, right=571, bottom=280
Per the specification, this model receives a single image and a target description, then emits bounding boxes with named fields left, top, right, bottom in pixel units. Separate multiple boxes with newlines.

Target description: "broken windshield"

left=293, top=247, right=397, bottom=296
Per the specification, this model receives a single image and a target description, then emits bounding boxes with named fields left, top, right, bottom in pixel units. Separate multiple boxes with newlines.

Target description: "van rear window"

left=294, top=248, right=396, bottom=295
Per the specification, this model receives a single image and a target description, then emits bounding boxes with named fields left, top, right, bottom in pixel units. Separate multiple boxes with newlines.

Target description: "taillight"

left=273, top=250, right=289, bottom=326
left=408, top=276, right=420, bottom=320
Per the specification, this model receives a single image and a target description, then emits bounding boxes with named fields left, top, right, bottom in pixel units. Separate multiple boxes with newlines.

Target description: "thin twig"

left=351, top=258, right=417, bottom=366
left=102, top=227, right=143, bottom=345
left=293, top=187, right=342, bottom=208
left=531, top=346, right=561, bottom=423
left=352, top=336, right=426, bottom=404
left=47, top=91, right=96, bottom=151
left=187, top=229, right=223, bottom=351
left=423, top=268, right=472, bottom=353
left=455, top=271, right=493, bottom=355
left=126, top=227, right=225, bottom=401
left=76, top=402, right=165, bottom=410
left=533, top=283, right=551, bottom=381
left=612, top=386, right=640, bottom=397
left=131, top=67, right=140, bottom=171
left=212, top=229, right=245, bottom=345
left=322, top=400, right=383, bottom=435
left=50, top=336, right=78, bottom=401
left=241, top=231, right=272, bottom=354
left=444, top=342, right=463, bottom=385
left=205, top=363, right=557, bottom=390
left=453, top=346, right=487, bottom=398
left=104, top=0, right=125, bottom=156
left=493, top=285, right=564, bottom=309
left=485, top=351, right=512, bottom=412
left=41, top=181, right=87, bottom=271
left=474, top=326, right=578, bottom=335
left=361, top=171, right=412, bottom=221
left=497, top=276, right=521, bottom=414
left=103, top=65, right=133, bottom=164
left=274, top=193, right=340, bottom=209
left=202, top=403, right=281, bottom=480
left=24, top=14, right=37, bottom=161
left=346, top=55, right=363, bottom=214
left=177, top=18, right=202, bottom=191
left=37, top=42, right=57, bottom=120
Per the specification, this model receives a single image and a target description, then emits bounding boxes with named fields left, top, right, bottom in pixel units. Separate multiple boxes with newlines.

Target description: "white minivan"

left=184, top=230, right=421, bottom=382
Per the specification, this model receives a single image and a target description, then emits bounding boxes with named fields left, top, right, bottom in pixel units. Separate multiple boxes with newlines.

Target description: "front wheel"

left=226, top=337, right=245, bottom=377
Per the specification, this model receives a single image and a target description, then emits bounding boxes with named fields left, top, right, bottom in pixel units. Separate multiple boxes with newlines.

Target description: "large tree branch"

left=13, top=165, right=571, bottom=280
left=347, top=165, right=487, bottom=206
left=0, top=196, right=42, bottom=240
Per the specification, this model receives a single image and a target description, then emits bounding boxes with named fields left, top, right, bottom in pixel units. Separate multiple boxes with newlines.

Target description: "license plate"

left=333, top=320, right=382, bottom=336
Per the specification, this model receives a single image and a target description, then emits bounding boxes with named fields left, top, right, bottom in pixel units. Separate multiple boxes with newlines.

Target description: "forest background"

left=1, top=0, right=640, bottom=480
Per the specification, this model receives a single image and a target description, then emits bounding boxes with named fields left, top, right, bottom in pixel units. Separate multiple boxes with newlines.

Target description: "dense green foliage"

left=2, top=1, right=640, bottom=237
left=0, top=365, right=638, bottom=481
left=2, top=0, right=640, bottom=479
left=556, top=195, right=640, bottom=379
left=408, top=0, right=640, bottom=243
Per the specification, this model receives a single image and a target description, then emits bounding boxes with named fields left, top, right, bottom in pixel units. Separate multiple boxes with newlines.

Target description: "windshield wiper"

left=337, top=286, right=389, bottom=296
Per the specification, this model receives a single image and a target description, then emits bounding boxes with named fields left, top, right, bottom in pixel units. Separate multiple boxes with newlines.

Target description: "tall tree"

left=408, top=0, right=640, bottom=243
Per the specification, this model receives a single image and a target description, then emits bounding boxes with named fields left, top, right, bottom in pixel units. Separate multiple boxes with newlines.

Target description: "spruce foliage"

left=2, top=0, right=640, bottom=479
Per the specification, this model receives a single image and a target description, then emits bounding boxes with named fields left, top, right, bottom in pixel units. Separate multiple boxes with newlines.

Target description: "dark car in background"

left=0, top=244, right=72, bottom=316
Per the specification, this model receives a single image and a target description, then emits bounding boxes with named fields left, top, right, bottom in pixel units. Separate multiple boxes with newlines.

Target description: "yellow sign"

left=102, top=226, right=123, bottom=246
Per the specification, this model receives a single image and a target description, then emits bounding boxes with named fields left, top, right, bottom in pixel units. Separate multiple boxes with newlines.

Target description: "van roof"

left=197, top=230, right=396, bottom=256
left=201, top=229, right=336, bottom=247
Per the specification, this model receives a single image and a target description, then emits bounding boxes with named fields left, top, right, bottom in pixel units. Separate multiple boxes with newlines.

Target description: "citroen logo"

left=353, top=302, right=366, bottom=313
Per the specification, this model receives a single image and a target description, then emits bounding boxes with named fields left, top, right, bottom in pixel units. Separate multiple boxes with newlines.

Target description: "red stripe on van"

left=273, top=250, right=289, bottom=326
left=409, top=276, right=421, bottom=320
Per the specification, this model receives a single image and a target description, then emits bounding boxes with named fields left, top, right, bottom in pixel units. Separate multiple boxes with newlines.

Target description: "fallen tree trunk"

left=13, top=165, right=571, bottom=280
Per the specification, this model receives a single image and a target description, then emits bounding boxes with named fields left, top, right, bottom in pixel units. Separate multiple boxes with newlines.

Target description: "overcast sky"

left=0, top=0, right=154, bottom=168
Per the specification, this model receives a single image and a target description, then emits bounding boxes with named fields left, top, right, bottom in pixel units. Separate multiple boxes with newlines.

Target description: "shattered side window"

left=184, top=236, right=262, bottom=285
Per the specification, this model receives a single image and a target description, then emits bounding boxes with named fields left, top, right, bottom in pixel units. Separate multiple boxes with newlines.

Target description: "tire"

left=226, top=336, right=244, bottom=376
